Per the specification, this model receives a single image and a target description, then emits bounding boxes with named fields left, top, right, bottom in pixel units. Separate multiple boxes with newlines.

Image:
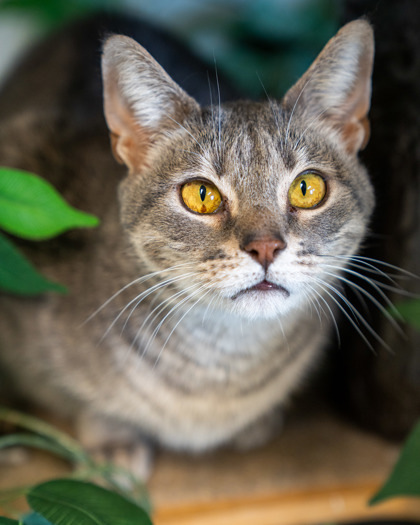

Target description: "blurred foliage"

left=370, top=418, right=420, bottom=504
left=0, top=407, right=151, bottom=517
left=0, top=168, right=98, bottom=295
left=0, top=0, right=100, bottom=27
left=0, top=0, right=340, bottom=98
left=393, top=299, right=420, bottom=331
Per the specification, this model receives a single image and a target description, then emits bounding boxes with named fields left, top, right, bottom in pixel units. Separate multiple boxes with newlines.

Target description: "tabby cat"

left=0, top=18, right=374, bottom=472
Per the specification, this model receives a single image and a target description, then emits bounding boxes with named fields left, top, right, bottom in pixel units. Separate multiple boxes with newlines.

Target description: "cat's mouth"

left=233, top=280, right=290, bottom=299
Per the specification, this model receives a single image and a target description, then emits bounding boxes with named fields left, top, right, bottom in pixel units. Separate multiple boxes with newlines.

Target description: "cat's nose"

left=243, top=237, right=286, bottom=269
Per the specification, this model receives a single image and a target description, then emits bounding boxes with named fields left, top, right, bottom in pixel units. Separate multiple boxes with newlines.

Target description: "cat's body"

left=0, top=16, right=374, bottom=457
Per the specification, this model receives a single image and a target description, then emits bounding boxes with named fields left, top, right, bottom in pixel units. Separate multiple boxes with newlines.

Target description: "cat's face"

left=102, top=20, right=375, bottom=320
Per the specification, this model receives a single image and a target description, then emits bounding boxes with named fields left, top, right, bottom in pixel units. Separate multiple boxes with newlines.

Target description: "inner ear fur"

left=282, top=19, right=374, bottom=155
left=102, top=35, right=200, bottom=174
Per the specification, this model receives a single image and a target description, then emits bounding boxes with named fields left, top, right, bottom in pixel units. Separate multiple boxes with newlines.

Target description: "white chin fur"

left=228, top=290, right=299, bottom=320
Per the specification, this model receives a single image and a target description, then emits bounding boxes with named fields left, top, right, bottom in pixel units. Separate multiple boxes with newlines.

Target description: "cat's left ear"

left=282, top=19, right=374, bottom=155
left=102, top=35, right=200, bottom=174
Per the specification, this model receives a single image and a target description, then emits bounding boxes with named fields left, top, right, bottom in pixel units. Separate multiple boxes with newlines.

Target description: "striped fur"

left=0, top=20, right=374, bottom=453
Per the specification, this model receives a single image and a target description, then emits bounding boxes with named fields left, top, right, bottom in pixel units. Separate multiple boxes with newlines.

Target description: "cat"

left=0, top=16, right=374, bottom=474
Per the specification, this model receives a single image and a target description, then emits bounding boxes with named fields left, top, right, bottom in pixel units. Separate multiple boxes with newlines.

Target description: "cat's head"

left=101, top=20, right=375, bottom=320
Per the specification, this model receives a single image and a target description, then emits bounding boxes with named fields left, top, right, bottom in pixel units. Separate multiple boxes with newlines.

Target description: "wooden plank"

left=1, top=409, right=419, bottom=524
left=153, top=484, right=420, bottom=525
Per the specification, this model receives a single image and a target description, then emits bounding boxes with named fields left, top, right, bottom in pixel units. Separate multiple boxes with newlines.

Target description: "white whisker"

left=82, top=262, right=193, bottom=326
left=306, top=282, right=341, bottom=346
left=131, top=280, right=203, bottom=354
left=153, top=286, right=213, bottom=369
left=284, top=66, right=322, bottom=150
left=256, top=72, right=283, bottom=142
left=167, top=115, right=207, bottom=156
left=213, top=54, right=222, bottom=162
left=140, top=282, right=208, bottom=361
left=313, top=276, right=392, bottom=353
left=100, top=271, right=198, bottom=344
left=330, top=254, right=418, bottom=279
left=321, top=265, right=404, bottom=322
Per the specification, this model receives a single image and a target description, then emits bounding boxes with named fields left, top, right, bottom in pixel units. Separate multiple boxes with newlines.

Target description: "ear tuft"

left=102, top=35, right=199, bottom=174
left=283, top=19, right=374, bottom=155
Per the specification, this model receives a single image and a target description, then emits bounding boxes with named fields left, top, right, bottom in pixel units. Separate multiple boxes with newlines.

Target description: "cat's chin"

left=228, top=288, right=295, bottom=321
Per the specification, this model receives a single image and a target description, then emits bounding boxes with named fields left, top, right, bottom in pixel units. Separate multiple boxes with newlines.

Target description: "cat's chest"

left=114, top=306, right=322, bottom=389
left=100, top=309, right=325, bottom=450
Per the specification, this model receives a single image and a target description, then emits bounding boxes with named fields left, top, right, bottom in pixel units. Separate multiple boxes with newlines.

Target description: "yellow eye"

left=288, top=173, right=326, bottom=209
left=181, top=180, right=222, bottom=214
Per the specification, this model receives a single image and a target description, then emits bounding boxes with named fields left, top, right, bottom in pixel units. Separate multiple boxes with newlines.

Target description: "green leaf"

left=0, top=518, right=20, bottom=525
left=393, top=299, right=420, bottom=331
left=23, top=513, right=53, bottom=525
left=27, top=480, right=153, bottom=525
left=0, top=434, right=76, bottom=462
left=0, top=408, right=89, bottom=464
left=0, top=168, right=98, bottom=240
left=0, top=233, right=65, bottom=295
left=369, top=419, right=420, bottom=504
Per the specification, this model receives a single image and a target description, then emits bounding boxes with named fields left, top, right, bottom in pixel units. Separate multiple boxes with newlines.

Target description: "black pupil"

left=199, top=185, right=206, bottom=202
left=300, top=180, right=307, bottom=196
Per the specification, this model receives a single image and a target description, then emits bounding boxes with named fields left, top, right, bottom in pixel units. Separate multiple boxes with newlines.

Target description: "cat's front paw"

left=75, top=411, right=154, bottom=484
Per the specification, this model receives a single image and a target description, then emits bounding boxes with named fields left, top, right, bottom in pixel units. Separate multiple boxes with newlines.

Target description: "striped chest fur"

left=0, top=19, right=374, bottom=455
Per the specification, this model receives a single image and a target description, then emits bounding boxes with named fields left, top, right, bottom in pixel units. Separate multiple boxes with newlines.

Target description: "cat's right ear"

left=102, top=35, right=200, bottom=174
left=282, top=20, right=374, bottom=155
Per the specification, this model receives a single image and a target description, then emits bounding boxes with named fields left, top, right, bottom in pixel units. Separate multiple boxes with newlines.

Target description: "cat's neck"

left=118, top=285, right=310, bottom=364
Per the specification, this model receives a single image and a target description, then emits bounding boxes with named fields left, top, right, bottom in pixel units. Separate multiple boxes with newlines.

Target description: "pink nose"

left=243, top=238, right=286, bottom=269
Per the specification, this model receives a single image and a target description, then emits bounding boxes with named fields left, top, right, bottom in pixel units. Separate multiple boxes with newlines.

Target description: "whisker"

left=177, top=147, right=214, bottom=171
left=213, top=53, right=222, bottom=163
left=276, top=315, right=291, bottom=353
left=323, top=270, right=406, bottom=337
left=322, top=256, right=400, bottom=284
left=332, top=254, right=418, bottom=279
left=167, top=115, right=207, bottom=156
left=321, top=256, right=419, bottom=296
left=321, top=265, right=404, bottom=320
left=100, top=272, right=198, bottom=344
left=313, top=276, right=392, bottom=353
left=207, top=70, right=217, bottom=144
left=284, top=65, right=323, bottom=151
left=312, top=277, right=375, bottom=352
left=202, top=293, right=218, bottom=325
left=82, top=263, right=194, bottom=326
left=306, top=282, right=341, bottom=346
left=153, top=286, right=213, bottom=369
left=140, top=282, right=209, bottom=361
left=131, top=280, right=203, bottom=353
left=302, top=287, right=323, bottom=326
left=120, top=271, right=199, bottom=336
left=256, top=72, right=283, bottom=142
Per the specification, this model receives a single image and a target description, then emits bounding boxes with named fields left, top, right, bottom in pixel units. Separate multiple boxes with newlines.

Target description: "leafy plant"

left=0, top=167, right=98, bottom=295
left=0, top=407, right=152, bottom=524
left=0, top=480, right=152, bottom=525
left=370, top=418, right=420, bottom=505
left=393, top=299, right=420, bottom=331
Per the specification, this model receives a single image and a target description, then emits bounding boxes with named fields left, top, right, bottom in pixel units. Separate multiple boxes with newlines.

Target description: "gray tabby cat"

left=0, top=19, right=374, bottom=471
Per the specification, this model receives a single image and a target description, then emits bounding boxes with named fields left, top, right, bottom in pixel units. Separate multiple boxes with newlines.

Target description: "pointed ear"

left=101, top=35, right=200, bottom=174
left=283, top=20, right=374, bottom=155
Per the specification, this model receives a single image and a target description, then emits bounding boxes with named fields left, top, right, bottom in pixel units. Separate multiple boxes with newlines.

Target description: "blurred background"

left=1, top=0, right=419, bottom=442
left=0, top=0, right=339, bottom=99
